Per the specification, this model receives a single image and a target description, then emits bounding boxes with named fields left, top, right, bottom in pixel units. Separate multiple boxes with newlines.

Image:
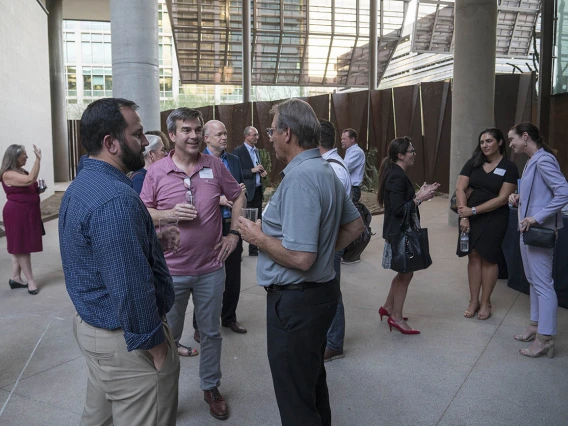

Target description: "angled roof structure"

left=166, top=0, right=411, bottom=87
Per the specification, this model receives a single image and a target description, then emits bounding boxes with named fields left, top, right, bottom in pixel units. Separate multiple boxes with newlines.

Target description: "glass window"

left=92, top=75, right=104, bottom=90
left=83, top=75, right=92, bottom=90
left=92, top=43, right=104, bottom=63
left=80, top=21, right=92, bottom=30
left=81, top=33, right=91, bottom=41
left=82, top=42, right=92, bottom=63
left=65, top=41, right=76, bottom=62
left=67, top=67, right=77, bottom=90
left=92, top=33, right=103, bottom=42
left=104, top=44, right=112, bottom=63
left=104, top=34, right=111, bottom=42
left=64, top=21, right=77, bottom=30
left=105, top=75, right=112, bottom=91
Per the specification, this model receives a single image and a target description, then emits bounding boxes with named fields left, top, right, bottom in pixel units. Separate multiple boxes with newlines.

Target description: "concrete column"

left=449, top=0, right=497, bottom=225
left=242, top=0, right=252, bottom=103
left=110, top=0, right=160, bottom=130
left=47, top=0, right=70, bottom=182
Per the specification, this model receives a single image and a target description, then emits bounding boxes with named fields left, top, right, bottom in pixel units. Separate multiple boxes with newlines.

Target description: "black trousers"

left=247, top=186, right=263, bottom=254
left=194, top=221, right=242, bottom=330
left=351, top=185, right=361, bottom=203
left=266, top=279, right=339, bottom=426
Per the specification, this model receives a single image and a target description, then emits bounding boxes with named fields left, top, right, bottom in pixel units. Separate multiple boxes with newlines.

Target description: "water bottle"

left=460, top=232, right=469, bottom=252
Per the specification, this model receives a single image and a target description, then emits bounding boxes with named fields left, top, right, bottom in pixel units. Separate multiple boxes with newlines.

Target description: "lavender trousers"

left=520, top=236, right=557, bottom=335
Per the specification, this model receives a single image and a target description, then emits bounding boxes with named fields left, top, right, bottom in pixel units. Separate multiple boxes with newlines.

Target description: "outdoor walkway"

left=1, top=197, right=567, bottom=426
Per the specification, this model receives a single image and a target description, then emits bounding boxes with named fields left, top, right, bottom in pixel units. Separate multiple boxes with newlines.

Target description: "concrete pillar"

left=110, top=0, right=160, bottom=130
left=449, top=0, right=497, bottom=225
left=47, top=0, right=70, bottom=182
left=242, top=0, right=252, bottom=103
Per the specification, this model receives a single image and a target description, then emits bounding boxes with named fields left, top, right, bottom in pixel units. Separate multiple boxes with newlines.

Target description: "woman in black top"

left=377, top=137, right=439, bottom=334
left=455, top=128, right=518, bottom=320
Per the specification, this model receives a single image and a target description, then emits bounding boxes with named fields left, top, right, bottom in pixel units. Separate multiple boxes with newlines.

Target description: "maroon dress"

left=2, top=179, right=43, bottom=254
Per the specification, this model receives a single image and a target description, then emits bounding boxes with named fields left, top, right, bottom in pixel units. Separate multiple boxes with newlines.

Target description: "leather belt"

left=264, top=281, right=327, bottom=292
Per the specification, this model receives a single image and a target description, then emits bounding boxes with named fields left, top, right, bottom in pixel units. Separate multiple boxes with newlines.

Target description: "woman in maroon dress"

left=1, top=144, right=45, bottom=294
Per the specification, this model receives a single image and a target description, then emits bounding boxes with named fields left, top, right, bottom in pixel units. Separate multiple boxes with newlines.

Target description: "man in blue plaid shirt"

left=59, top=98, right=180, bottom=426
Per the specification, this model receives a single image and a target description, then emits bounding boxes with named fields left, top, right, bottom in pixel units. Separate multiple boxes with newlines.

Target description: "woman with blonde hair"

left=1, top=144, right=45, bottom=295
left=130, top=134, right=168, bottom=194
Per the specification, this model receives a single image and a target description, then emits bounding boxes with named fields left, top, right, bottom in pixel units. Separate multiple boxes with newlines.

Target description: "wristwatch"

left=228, top=229, right=241, bottom=238
left=471, top=207, right=477, bottom=215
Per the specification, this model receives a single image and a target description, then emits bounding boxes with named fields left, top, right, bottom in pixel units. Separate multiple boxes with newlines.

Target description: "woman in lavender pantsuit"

left=508, top=123, right=568, bottom=358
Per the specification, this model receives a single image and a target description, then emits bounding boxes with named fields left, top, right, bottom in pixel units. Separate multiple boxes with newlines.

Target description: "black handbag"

left=523, top=226, right=555, bottom=248
left=521, top=160, right=557, bottom=249
left=389, top=203, right=432, bottom=273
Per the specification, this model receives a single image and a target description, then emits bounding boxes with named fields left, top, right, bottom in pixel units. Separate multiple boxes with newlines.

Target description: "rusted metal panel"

left=331, top=91, right=368, bottom=157
left=215, top=103, right=253, bottom=152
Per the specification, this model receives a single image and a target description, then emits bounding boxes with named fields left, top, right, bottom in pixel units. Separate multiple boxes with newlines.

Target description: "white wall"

left=0, top=0, right=54, bottom=213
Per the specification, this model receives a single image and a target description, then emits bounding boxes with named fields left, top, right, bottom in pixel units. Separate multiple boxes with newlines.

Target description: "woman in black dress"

left=455, top=128, right=519, bottom=320
left=378, top=137, right=439, bottom=334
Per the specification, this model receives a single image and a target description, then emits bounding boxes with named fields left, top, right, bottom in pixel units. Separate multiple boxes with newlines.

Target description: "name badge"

left=493, top=168, right=506, bottom=176
left=199, top=168, right=214, bottom=179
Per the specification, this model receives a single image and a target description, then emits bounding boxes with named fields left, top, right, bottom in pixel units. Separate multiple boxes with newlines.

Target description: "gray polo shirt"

left=257, top=148, right=360, bottom=286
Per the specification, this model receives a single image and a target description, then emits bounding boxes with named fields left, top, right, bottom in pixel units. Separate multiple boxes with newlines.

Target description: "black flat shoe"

left=28, top=289, right=38, bottom=295
left=9, top=279, right=28, bottom=289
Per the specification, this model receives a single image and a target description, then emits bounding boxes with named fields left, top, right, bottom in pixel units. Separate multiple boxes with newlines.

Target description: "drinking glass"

left=242, top=208, right=258, bottom=222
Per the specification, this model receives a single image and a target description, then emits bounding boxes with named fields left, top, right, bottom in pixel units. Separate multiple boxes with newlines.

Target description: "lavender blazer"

left=519, top=148, right=568, bottom=230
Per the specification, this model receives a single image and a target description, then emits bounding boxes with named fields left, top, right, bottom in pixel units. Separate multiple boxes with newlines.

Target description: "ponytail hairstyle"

left=510, top=122, right=556, bottom=156
left=377, top=136, right=412, bottom=207
left=471, top=128, right=507, bottom=168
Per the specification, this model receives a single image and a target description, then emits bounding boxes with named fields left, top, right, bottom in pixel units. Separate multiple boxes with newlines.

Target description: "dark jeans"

left=351, top=185, right=361, bottom=203
left=248, top=186, right=263, bottom=254
left=194, top=220, right=243, bottom=330
left=267, top=279, right=339, bottom=426
left=326, top=249, right=345, bottom=351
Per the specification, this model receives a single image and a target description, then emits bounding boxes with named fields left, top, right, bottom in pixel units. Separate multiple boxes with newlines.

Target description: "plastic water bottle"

left=460, top=232, right=469, bottom=252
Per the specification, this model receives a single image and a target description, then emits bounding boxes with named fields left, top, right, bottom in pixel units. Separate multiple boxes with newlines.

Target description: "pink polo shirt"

left=140, top=151, right=242, bottom=276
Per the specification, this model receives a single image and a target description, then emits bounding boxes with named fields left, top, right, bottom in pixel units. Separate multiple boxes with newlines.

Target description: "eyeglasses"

left=406, top=149, right=416, bottom=154
left=265, top=128, right=277, bottom=138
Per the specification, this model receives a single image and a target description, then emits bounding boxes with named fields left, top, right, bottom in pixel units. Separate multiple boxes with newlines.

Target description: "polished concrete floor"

left=1, top=197, right=567, bottom=426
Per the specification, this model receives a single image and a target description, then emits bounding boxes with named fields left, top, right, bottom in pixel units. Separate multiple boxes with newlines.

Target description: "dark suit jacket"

left=382, top=163, right=419, bottom=239
left=232, top=143, right=261, bottom=202
left=202, top=149, right=244, bottom=184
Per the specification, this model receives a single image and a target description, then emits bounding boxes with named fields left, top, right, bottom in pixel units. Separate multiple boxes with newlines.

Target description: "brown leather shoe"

left=324, top=347, right=344, bottom=363
left=204, top=388, right=228, bottom=420
left=222, top=321, right=247, bottom=334
left=194, top=330, right=201, bottom=344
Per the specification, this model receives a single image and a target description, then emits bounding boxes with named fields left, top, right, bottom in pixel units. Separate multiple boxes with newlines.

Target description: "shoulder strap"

left=326, top=158, right=348, bottom=172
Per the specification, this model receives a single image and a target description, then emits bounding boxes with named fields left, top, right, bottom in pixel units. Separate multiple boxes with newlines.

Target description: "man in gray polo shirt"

left=237, top=99, right=363, bottom=426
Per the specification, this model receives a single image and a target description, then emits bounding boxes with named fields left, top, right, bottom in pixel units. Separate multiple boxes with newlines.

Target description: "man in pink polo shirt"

left=140, top=107, right=245, bottom=421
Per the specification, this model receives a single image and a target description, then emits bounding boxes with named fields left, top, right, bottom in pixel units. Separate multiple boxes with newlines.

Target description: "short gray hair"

left=144, top=135, right=162, bottom=157
left=270, top=99, right=320, bottom=149
left=243, top=126, right=256, bottom=136
left=166, top=107, right=203, bottom=134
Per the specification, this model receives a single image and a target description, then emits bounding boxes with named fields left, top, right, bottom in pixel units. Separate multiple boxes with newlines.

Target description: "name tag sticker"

left=199, top=168, right=214, bottom=179
left=494, top=168, right=506, bottom=176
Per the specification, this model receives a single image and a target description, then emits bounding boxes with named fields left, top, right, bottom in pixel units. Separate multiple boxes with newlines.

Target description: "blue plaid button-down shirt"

left=59, top=159, right=175, bottom=351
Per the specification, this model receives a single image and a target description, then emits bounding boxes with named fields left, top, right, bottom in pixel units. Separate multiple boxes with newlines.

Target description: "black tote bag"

left=389, top=203, right=432, bottom=273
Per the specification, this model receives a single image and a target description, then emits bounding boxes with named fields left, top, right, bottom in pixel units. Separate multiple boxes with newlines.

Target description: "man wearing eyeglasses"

left=232, top=126, right=267, bottom=256
left=237, top=99, right=364, bottom=426
left=140, top=108, right=245, bottom=421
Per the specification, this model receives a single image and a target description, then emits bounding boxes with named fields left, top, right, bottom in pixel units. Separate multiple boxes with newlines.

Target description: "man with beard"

left=59, top=98, right=180, bottom=425
left=141, top=108, right=245, bottom=421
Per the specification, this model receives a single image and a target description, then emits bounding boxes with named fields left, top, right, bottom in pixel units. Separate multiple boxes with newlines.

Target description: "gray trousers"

left=520, top=238, right=557, bottom=335
left=73, top=314, right=180, bottom=426
left=167, top=267, right=225, bottom=390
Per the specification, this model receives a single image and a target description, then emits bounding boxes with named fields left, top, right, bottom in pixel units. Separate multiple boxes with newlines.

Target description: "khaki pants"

left=73, top=314, right=180, bottom=426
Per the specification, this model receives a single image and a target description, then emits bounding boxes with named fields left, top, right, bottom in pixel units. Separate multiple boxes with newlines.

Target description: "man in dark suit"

left=232, top=126, right=267, bottom=256
left=193, top=119, right=248, bottom=337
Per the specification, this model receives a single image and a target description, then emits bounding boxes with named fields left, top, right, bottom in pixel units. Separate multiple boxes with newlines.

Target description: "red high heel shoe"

left=378, top=306, right=408, bottom=322
left=387, top=317, right=420, bottom=335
